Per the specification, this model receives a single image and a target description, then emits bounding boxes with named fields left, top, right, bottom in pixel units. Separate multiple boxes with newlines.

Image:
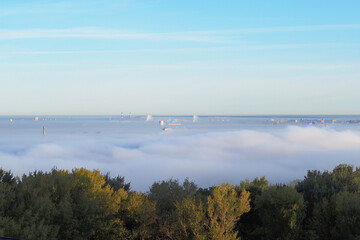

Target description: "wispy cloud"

left=217, top=23, right=360, bottom=34
left=1, top=61, right=359, bottom=73
left=1, top=43, right=359, bottom=56
left=0, top=24, right=359, bottom=42
left=0, top=28, right=236, bottom=43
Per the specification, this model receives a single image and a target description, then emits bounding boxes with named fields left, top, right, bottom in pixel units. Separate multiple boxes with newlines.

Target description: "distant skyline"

left=1, top=0, right=359, bottom=115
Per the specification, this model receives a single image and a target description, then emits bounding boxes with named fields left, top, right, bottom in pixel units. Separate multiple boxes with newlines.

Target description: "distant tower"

left=159, top=120, right=164, bottom=126
left=43, top=126, right=46, bottom=136
left=146, top=114, right=152, bottom=122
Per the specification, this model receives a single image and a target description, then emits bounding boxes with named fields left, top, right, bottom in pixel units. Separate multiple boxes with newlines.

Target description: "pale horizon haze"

left=1, top=0, right=359, bottom=115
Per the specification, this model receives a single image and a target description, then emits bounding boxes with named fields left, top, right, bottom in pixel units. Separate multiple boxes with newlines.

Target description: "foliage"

left=0, top=164, right=360, bottom=239
left=0, top=168, right=129, bottom=239
left=236, top=176, right=269, bottom=239
left=255, top=186, right=306, bottom=240
left=121, top=192, right=158, bottom=240
left=296, top=164, right=360, bottom=238
left=207, top=184, right=251, bottom=240
left=148, top=178, right=198, bottom=239
left=173, top=183, right=251, bottom=240
left=174, top=196, right=207, bottom=240
left=149, top=178, right=197, bottom=214
left=311, top=191, right=360, bottom=240
left=104, top=173, right=131, bottom=192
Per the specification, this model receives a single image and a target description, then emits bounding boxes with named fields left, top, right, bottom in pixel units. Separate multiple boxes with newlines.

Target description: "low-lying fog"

left=1, top=115, right=360, bottom=191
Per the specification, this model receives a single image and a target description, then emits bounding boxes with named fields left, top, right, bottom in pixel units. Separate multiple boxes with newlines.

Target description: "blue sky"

left=0, top=0, right=359, bottom=115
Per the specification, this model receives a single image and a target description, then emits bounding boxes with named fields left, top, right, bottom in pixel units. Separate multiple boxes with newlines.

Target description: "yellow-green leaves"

left=72, top=168, right=128, bottom=215
left=122, top=192, right=158, bottom=240
left=175, top=196, right=207, bottom=240
left=174, top=183, right=251, bottom=240
left=207, top=184, right=251, bottom=240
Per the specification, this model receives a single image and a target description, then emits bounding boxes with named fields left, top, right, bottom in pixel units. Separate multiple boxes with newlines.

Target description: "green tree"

left=236, top=177, right=269, bottom=239
left=296, top=164, right=360, bottom=237
left=149, top=178, right=198, bottom=239
left=104, top=173, right=131, bottom=192
left=297, top=164, right=360, bottom=207
left=5, top=170, right=60, bottom=239
left=71, top=168, right=128, bottom=239
left=255, top=186, right=305, bottom=240
left=121, top=192, right=158, bottom=240
left=207, top=183, right=251, bottom=240
left=0, top=169, right=18, bottom=237
left=311, top=191, right=360, bottom=240
left=149, top=178, right=197, bottom=214
left=174, top=196, right=207, bottom=240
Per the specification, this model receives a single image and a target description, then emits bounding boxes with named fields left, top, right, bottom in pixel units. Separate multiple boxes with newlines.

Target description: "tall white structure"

left=146, top=114, right=152, bottom=122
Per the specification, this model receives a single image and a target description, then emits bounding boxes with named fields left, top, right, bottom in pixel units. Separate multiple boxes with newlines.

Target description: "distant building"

left=348, top=120, right=360, bottom=124
left=146, top=114, right=152, bottom=122
left=169, top=123, right=181, bottom=126
left=34, top=116, right=39, bottom=121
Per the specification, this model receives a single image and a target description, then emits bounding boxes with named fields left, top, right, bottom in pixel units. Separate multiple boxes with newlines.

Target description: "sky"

left=0, top=0, right=360, bottom=115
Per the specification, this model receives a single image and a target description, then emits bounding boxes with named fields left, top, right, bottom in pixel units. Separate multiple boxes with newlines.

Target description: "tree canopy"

left=0, top=164, right=360, bottom=239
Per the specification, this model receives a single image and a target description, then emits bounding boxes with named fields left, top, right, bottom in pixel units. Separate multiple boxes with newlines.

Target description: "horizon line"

left=2, top=114, right=360, bottom=117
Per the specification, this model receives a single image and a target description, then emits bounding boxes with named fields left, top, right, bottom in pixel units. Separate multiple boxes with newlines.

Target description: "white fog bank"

left=1, top=117, right=360, bottom=191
